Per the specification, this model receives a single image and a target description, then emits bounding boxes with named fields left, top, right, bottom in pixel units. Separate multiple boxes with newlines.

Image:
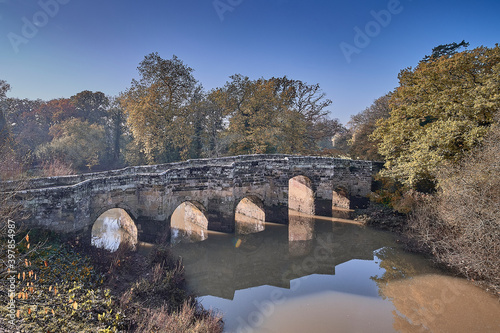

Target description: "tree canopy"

left=421, top=40, right=469, bottom=63
left=212, top=75, right=341, bottom=156
left=120, top=53, right=199, bottom=163
left=372, top=44, right=500, bottom=190
left=348, top=93, right=391, bottom=161
left=1, top=54, right=346, bottom=174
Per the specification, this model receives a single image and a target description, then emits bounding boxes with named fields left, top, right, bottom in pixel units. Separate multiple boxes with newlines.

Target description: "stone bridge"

left=2, top=155, right=381, bottom=243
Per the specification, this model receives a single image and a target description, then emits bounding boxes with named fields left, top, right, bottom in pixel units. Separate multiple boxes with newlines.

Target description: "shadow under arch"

left=170, top=201, right=209, bottom=244
left=91, top=208, right=138, bottom=252
left=235, top=195, right=266, bottom=234
left=288, top=175, right=315, bottom=215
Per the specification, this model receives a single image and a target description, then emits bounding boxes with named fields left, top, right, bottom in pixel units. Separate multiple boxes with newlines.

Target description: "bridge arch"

left=91, top=203, right=139, bottom=229
left=91, top=208, right=138, bottom=252
left=170, top=201, right=209, bottom=243
left=288, top=175, right=315, bottom=215
left=235, top=195, right=266, bottom=234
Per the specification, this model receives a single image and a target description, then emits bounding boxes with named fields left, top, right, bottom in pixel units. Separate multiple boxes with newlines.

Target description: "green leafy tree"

left=372, top=44, right=500, bottom=190
left=36, top=119, right=107, bottom=170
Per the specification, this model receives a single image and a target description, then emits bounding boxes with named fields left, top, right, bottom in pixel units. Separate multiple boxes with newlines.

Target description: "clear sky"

left=1, top=0, right=499, bottom=124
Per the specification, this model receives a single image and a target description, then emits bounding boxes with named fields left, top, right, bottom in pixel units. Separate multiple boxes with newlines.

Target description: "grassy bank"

left=0, top=231, right=223, bottom=332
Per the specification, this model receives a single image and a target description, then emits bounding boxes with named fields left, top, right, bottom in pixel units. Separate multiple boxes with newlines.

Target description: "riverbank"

left=0, top=230, right=223, bottom=332
left=354, top=201, right=500, bottom=299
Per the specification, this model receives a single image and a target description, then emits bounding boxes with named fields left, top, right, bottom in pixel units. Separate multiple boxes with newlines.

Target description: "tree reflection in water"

left=373, top=247, right=500, bottom=332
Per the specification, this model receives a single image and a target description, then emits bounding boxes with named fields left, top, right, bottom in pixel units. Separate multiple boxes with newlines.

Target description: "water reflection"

left=380, top=274, right=500, bottom=332
left=370, top=247, right=500, bottom=332
left=288, top=210, right=314, bottom=257
left=331, top=207, right=353, bottom=219
left=170, top=217, right=394, bottom=300
left=170, top=202, right=208, bottom=244
left=170, top=215, right=500, bottom=333
left=91, top=208, right=137, bottom=252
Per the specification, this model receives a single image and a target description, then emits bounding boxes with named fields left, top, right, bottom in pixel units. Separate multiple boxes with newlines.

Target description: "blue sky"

left=1, top=0, right=499, bottom=124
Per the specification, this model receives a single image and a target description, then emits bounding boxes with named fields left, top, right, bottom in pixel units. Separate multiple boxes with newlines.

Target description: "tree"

left=0, top=80, right=23, bottom=181
left=421, top=40, right=469, bottom=63
left=372, top=44, right=500, bottom=190
left=348, top=93, right=391, bottom=160
left=35, top=98, right=78, bottom=124
left=120, top=53, right=199, bottom=163
left=71, top=90, right=109, bottom=125
left=288, top=80, right=335, bottom=153
left=224, top=76, right=288, bottom=154
left=36, top=118, right=107, bottom=171
left=0, top=80, right=11, bottom=144
left=200, top=90, right=228, bottom=158
left=2, top=98, right=47, bottom=162
left=214, top=75, right=338, bottom=155
left=105, top=96, right=126, bottom=164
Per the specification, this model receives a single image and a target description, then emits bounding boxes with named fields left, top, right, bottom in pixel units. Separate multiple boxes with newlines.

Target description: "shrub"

left=40, top=159, right=76, bottom=177
left=406, top=122, right=500, bottom=290
left=133, top=302, right=223, bottom=333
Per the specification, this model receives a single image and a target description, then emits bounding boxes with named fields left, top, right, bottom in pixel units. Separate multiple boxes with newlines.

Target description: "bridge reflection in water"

left=170, top=202, right=209, bottom=244
left=170, top=211, right=393, bottom=300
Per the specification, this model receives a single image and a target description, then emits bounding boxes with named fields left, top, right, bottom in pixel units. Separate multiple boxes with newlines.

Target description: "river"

left=169, top=214, right=500, bottom=333
left=92, top=209, right=500, bottom=332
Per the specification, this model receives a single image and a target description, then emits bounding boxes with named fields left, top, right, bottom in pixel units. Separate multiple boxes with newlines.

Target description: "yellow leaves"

left=18, top=291, right=28, bottom=300
left=374, top=44, right=500, bottom=189
left=72, top=301, right=78, bottom=310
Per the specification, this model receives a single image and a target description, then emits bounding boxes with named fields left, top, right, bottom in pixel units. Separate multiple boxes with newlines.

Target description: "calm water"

left=169, top=216, right=500, bottom=333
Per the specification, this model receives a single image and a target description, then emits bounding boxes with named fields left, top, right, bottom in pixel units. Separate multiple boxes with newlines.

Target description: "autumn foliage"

left=372, top=44, right=500, bottom=190
left=406, top=121, right=500, bottom=290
